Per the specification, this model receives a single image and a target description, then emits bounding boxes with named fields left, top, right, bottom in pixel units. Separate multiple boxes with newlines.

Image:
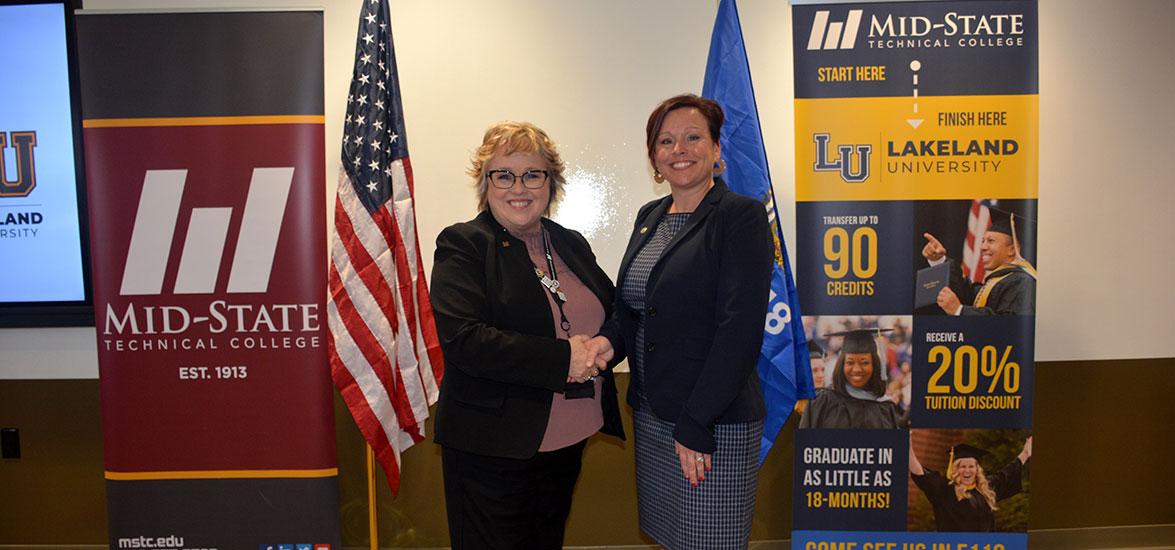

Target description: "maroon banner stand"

left=78, top=10, right=341, bottom=549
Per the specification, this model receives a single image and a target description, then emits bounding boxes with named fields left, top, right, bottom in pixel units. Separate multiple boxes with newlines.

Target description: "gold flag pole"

left=366, top=444, right=379, bottom=550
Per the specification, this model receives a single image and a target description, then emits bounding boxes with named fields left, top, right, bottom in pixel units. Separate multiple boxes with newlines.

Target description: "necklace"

left=533, top=229, right=571, bottom=337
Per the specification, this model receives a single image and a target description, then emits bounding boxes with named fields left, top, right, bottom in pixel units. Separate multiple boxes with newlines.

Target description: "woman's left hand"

left=675, top=440, right=711, bottom=487
left=1018, top=436, right=1032, bottom=463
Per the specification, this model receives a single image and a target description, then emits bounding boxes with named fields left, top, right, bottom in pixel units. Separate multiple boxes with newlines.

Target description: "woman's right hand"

left=567, top=335, right=595, bottom=382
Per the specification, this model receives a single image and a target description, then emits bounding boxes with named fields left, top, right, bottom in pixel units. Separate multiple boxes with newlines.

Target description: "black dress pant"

left=441, top=440, right=586, bottom=550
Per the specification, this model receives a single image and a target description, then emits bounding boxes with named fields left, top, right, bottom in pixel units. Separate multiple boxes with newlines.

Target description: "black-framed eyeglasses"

left=486, top=169, right=549, bottom=189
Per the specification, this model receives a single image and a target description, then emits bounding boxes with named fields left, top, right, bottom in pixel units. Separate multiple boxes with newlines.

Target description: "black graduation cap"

left=807, top=340, right=824, bottom=359
left=949, top=443, right=989, bottom=462
left=947, top=443, right=990, bottom=479
left=986, top=208, right=1031, bottom=259
left=985, top=206, right=1038, bottom=253
left=987, top=210, right=1014, bottom=237
left=825, top=328, right=893, bottom=354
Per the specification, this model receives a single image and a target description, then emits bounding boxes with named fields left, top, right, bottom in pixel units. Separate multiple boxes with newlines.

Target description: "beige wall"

left=2, top=0, right=1174, bottom=378
left=1, top=1, right=1174, bottom=545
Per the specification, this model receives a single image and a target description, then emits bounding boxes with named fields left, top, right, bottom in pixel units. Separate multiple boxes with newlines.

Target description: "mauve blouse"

left=511, top=229, right=605, bottom=452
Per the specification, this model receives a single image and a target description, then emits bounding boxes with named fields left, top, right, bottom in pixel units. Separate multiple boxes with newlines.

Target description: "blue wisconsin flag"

left=702, top=0, right=814, bottom=463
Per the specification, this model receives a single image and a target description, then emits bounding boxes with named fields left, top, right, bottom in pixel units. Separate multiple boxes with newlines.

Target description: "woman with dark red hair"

left=591, top=94, right=773, bottom=549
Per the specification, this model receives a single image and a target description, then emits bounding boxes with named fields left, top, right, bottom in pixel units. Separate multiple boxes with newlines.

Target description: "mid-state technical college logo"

left=807, top=10, right=864, bottom=50
left=806, top=8, right=1027, bottom=50
left=101, top=167, right=324, bottom=353
left=0, top=131, right=37, bottom=198
left=814, top=134, right=871, bottom=183
left=120, top=168, right=292, bottom=296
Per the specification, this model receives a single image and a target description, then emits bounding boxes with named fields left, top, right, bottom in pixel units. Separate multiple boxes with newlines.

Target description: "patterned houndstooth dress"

left=620, top=212, right=763, bottom=550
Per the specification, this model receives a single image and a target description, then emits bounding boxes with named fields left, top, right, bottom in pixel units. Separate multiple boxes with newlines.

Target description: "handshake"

left=567, top=335, right=614, bottom=383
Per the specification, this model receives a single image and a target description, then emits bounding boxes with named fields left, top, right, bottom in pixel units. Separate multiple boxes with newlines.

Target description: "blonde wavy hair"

left=951, top=462, right=999, bottom=511
left=468, top=121, right=566, bottom=215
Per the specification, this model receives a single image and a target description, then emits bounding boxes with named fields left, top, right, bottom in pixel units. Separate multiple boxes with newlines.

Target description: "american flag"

left=328, top=0, right=444, bottom=495
left=961, top=199, right=997, bottom=283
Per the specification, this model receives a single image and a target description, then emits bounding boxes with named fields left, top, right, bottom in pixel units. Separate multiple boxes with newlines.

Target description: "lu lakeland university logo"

left=0, top=131, right=37, bottom=197
left=813, top=133, right=871, bottom=183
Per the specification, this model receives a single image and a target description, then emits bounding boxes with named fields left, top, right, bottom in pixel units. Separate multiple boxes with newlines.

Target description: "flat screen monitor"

left=0, top=0, right=93, bottom=327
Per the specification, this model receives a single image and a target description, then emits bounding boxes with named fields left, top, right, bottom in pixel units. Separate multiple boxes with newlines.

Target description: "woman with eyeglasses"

left=429, top=121, right=624, bottom=549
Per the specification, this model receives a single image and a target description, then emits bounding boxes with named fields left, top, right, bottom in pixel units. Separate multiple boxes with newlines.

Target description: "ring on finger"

left=695, top=455, right=705, bottom=463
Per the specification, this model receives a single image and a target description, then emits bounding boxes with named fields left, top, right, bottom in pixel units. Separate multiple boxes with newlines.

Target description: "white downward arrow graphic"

left=908, top=60, right=924, bottom=129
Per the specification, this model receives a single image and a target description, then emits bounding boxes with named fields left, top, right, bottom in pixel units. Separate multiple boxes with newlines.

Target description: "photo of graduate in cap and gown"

left=808, top=340, right=828, bottom=390
left=919, top=204, right=1038, bottom=316
left=909, top=437, right=1032, bottom=532
left=795, top=341, right=828, bottom=415
left=799, top=328, right=907, bottom=430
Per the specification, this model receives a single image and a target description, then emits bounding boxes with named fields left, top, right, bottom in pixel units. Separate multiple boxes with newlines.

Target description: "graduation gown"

left=798, top=388, right=904, bottom=429
left=949, top=258, right=1037, bottom=316
left=911, top=458, right=1024, bottom=532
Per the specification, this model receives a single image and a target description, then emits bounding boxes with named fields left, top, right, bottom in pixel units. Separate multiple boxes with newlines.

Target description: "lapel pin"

left=640, top=226, right=649, bottom=234
left=501, top=241, right=510, bottom=248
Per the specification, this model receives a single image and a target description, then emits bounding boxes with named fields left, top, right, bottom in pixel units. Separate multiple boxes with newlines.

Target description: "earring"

left=653, top=171, right=665, bottom=183
left=713, top=159, right=727, bottom=175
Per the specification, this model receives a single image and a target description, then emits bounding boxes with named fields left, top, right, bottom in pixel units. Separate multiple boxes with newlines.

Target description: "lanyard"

left=533, top=230, right=572, bottom=337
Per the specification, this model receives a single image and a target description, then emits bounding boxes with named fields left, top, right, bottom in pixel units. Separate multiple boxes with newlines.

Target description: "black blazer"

left=430, top=210, right=624, bottom=459
left=599, top=179, right=772, bottom=454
